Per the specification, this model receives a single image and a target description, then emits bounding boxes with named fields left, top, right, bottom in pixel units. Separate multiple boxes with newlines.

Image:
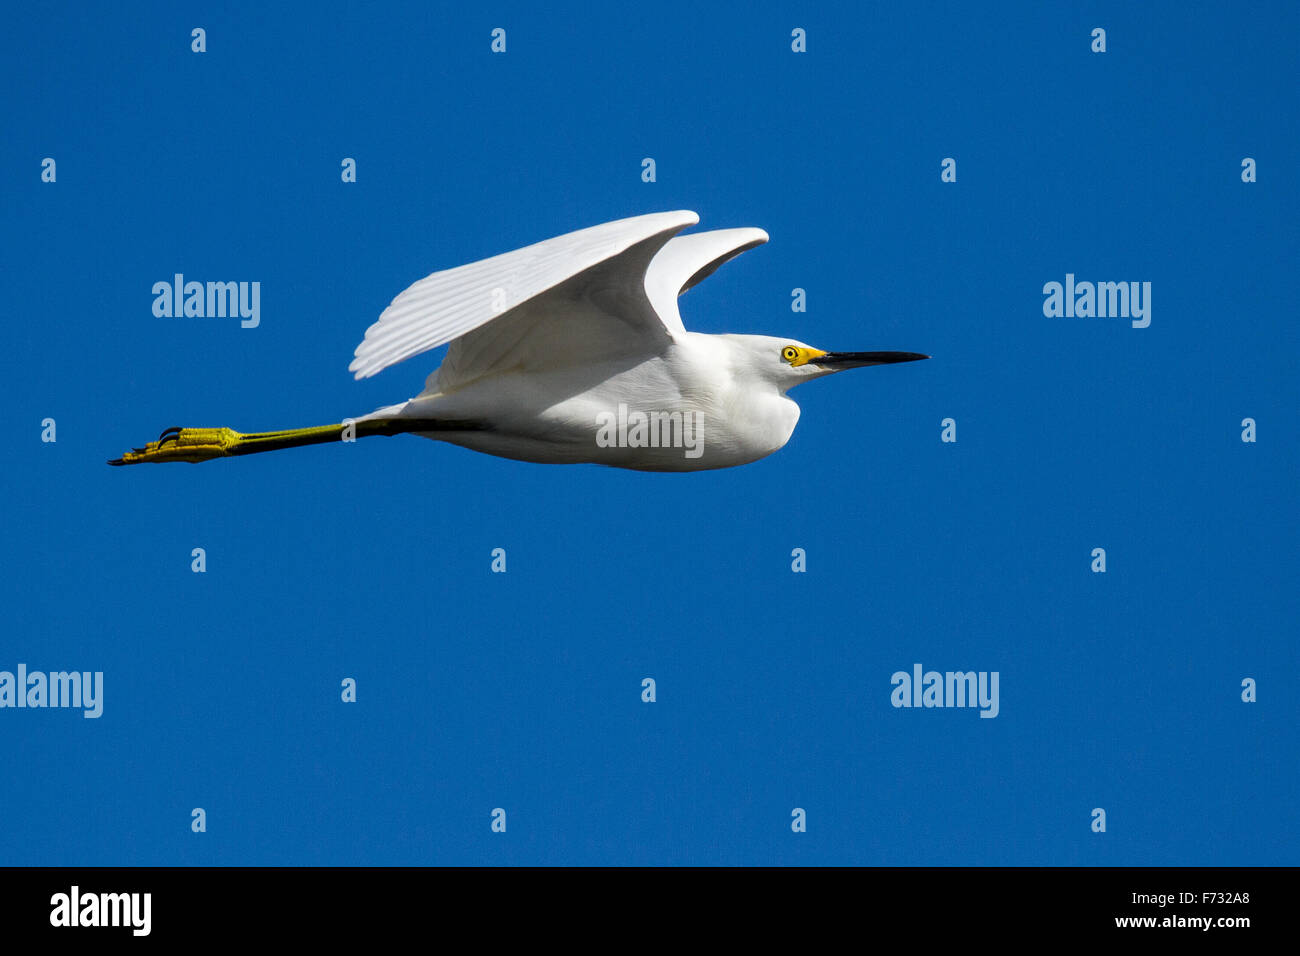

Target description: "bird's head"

left=730, top=335, right=929, bottom=392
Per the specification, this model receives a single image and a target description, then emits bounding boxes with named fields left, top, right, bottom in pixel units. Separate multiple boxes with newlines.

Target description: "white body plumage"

left=349, top=211, right=925, bottom=472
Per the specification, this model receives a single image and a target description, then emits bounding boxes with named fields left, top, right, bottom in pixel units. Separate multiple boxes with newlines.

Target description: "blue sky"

left=2, top=1, right=1296, bottom=865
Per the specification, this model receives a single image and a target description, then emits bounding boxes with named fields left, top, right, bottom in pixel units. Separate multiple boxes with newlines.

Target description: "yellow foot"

left=108, top=427, right=242, bottom=465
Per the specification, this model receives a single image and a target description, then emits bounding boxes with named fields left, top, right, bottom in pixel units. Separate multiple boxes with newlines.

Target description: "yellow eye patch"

left=781, top=345, right=827, bottom=367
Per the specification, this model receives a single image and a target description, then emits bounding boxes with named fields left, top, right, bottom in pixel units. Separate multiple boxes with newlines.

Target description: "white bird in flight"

left=111, top=211, right=928, bottom=472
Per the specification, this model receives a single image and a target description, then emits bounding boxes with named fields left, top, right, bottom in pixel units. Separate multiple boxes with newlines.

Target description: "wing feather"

left=349, top=210, right=699, bottom=380
left=644, top=227, right=768, bottom=332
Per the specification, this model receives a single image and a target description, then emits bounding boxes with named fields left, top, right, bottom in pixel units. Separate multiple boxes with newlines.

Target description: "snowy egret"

left=110, top=211, right=927, bottom=472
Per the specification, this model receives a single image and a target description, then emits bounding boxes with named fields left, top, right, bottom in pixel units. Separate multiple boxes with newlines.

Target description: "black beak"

left=815, top=351, right=930, bottom=369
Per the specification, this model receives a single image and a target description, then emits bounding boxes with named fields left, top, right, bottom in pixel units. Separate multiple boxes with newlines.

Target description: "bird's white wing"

left=644, top=227, right=768, bottom=331
left=349, top=210, right=699, bottom=381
